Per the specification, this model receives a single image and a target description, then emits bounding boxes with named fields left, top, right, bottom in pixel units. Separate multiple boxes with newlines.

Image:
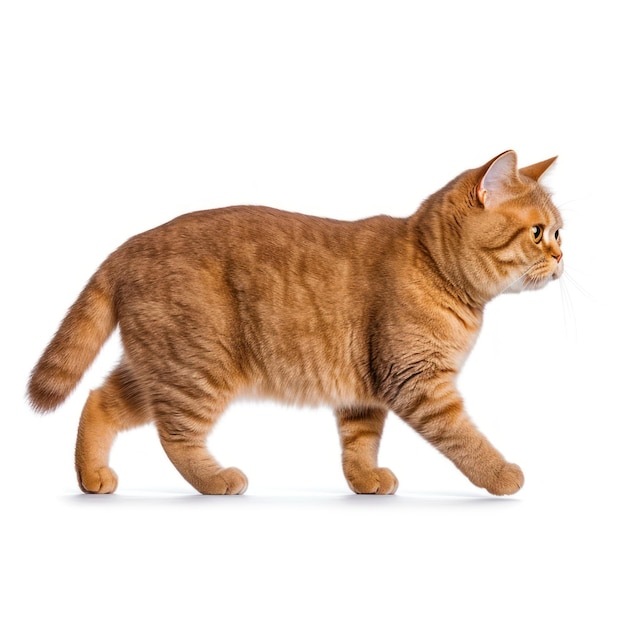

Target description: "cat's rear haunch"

left=28, top=150, right=563, bottom=496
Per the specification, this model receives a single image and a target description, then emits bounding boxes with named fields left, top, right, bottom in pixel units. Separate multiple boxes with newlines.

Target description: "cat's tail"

left=27, top=268, right=117, bottom=413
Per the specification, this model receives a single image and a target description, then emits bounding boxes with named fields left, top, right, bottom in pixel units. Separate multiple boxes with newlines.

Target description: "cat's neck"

left=407, top=217, right=486, bottom=312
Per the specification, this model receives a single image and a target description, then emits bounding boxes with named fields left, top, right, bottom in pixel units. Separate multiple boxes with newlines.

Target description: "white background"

left=1, top=1, right=624, bottom=624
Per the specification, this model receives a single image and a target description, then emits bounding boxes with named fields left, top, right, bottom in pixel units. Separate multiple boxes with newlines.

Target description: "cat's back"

left=105, top=204, right=407, bottom=321
left=112, top=204, right=403, bottom=275
left=167, top=204, right=396, bottom=253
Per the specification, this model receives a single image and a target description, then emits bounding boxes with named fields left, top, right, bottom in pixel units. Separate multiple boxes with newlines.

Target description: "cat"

left=28, top=150, right=563, bottom=496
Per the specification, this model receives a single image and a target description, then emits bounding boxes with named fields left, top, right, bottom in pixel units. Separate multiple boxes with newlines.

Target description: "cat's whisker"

left=553, top=197, right=577, bottom=216
left=540, top=194, right=555, bottom=213
left=559, top=275, right=578, bottom=340
left=562, top=269, right=592, bottom=300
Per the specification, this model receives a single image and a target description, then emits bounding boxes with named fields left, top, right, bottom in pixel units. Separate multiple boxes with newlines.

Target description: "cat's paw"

left=197, top=467, right=248, bottom=495
left=348, top=467, right=399, bottom=495
left=78, top=466, right=118, bottom=494
left=485, top=462, right=524, bottom=496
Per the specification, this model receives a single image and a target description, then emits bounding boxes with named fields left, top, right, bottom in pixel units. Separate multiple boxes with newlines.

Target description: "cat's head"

left=472, top=150, right=563, bottom=296
left=419, top=150, right=564, bottom=305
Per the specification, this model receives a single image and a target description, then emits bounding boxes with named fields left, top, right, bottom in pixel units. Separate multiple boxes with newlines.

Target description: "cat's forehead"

left=503, top=188, right=562, bottom=227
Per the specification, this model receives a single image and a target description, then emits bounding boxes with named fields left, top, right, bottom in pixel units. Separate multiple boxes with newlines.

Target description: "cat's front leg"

left=395, top=377, right=524, bottom=496
left=335, top=406, right=398, bottom=495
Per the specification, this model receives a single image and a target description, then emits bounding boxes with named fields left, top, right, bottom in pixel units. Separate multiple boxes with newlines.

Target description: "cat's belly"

left=243, top=362, right=375, bottom=409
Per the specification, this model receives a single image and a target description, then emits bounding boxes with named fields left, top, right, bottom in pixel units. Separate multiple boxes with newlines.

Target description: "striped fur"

left=28, top=150, right=563, bottom=495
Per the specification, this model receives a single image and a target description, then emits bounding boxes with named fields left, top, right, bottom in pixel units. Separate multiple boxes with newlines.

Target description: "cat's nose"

left=552, top=252, right=563, bottom=263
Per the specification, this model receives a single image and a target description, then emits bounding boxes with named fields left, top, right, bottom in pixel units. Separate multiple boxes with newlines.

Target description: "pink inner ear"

left=478, top=151, right=519, bottom=209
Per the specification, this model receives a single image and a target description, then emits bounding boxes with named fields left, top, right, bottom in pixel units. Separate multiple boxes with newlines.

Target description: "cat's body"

left=28, top=150, right=564, bottom=495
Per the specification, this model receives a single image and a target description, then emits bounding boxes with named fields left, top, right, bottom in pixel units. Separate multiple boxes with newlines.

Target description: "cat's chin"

left=523, top=278, right=551, bottom=292
left=520, top=261, right=564, bottom=293
left=523, top=269, right=563, bottom=292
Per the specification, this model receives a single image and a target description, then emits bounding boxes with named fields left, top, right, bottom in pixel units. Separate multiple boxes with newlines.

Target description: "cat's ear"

left=519, top=156, right=558, bottom=181
left=477, top=150, right=520, bottom=209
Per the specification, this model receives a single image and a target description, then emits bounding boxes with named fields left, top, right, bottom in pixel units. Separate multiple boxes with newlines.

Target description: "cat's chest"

left=394, top=299, right=483, bottom=373
left=423, top=319, right=479, bottom=371
left=394, top=266, right=484, bottom=362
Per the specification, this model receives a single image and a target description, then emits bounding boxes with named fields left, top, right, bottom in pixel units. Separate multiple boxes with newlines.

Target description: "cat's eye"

left=554, top=229, right=560, bottom=240
left=531, top=225, right=543, bottom=243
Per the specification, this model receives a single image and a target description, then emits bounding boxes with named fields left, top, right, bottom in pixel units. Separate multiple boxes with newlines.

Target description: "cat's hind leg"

left=75, top=361, right=152, bottom=494
left=154, top=392, right=247, bottom=495
left=335, top=406, right=398, bottom=495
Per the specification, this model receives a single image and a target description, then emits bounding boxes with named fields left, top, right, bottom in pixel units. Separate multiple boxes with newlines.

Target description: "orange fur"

left=28, top=150, right=563, bottom=495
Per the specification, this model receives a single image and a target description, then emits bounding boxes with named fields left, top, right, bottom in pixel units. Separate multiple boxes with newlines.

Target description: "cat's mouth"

left=502, top=258, right=563, bottom=294
left=523, top=274, right=552, bottom=291
left=522, top=259, right=564, bottom=291
left=552, top=263, right=564, bottom=281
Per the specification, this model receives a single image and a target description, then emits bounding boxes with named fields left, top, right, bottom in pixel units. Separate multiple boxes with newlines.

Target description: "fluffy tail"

left=28, top=270, right=117, bottom=413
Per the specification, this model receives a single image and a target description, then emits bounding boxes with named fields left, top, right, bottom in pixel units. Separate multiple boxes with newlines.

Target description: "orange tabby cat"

left=28, top=150, right=563, bottom=496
